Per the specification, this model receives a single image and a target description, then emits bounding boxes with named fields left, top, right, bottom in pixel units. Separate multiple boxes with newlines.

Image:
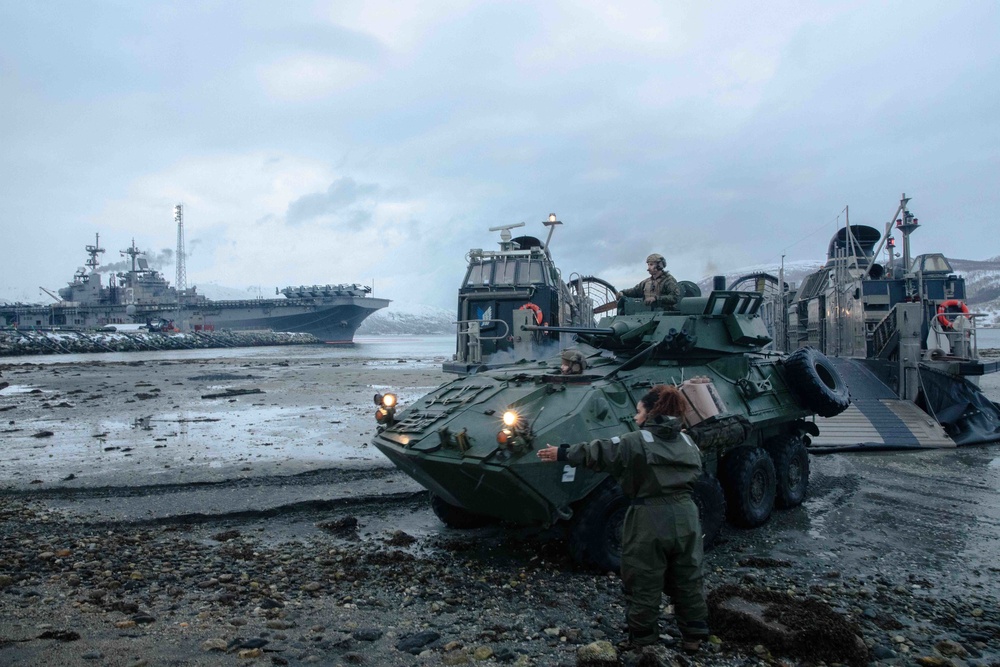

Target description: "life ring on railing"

left=936, top=300, right=970, bottom=329
left=518, top=303, right=544, bottom=325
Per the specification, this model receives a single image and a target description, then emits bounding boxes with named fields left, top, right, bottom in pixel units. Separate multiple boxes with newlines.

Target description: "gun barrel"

left=521, top=325, right=616, bottom=335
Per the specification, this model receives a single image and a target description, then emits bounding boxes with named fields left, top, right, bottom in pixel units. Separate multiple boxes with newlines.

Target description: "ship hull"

left=0, top=296, right=390, bottom=344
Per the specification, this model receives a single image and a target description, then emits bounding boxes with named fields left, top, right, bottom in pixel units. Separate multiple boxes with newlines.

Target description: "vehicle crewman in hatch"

left=616, top=253, right=680, bottom=309
left=560, top=349, right=587, bottom=375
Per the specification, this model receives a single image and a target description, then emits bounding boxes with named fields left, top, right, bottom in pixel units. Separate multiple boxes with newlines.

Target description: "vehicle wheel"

left=429, top=492, right=494, bottom=529
left=569, top=478, right=628, bottom=572
left=721, top=446, right=776, bottom=528
left=785, top=346, right=850, bottom=417
left=692, top=474, right=725, bottom=549
left=765, top=434, right=810, bottom=509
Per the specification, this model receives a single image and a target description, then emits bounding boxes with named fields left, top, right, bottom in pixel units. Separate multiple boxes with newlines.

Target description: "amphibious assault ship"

left=0, top=234, right=389, bottom=343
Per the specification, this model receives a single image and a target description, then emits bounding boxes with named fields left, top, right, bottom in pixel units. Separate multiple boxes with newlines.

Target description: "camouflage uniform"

left=620, top=271, right=680, bottom=310
left=558, top=418, right=709, bottom=644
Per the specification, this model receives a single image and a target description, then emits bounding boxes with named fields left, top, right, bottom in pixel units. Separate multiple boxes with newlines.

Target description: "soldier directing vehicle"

left=537, top=385, right=709, bottom=653
left=616, top=253, right=680, bottom=309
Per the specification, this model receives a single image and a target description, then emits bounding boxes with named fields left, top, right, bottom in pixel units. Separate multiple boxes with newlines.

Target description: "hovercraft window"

left=520, top=261, right=544, bottom=285
left=466, top=262, right=491, bottom=286
left=495, top=258, right=517, bottom=285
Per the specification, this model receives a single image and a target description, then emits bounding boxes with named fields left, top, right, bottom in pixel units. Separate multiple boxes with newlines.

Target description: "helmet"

left=646, top=253, right=666, bottom=270
left=560, top=349, right=587, bottom=374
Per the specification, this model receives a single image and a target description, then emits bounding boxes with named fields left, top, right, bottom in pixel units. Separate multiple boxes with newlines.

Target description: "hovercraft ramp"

left=809, top=357, right=953, bottom=452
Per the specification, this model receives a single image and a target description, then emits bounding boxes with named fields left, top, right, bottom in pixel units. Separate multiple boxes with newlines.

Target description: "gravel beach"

left=1, top=343, right=999, bottom=667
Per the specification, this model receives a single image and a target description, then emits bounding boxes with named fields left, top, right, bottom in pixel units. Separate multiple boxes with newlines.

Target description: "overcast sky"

left=2, top=1, right=998, bottom=308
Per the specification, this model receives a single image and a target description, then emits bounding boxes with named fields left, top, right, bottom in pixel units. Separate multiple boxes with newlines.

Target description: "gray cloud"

left=2, top=1, right=999, bottom=309
left=286, top=177, right=379, bottom=226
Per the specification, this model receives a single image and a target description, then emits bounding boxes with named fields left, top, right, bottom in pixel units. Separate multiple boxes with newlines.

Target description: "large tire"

left=720, top=446, right=776, bottom=528
left=692, top=474, right=726, bottom=549
left=429, top=492, right=494, bottom=529
left=765, top=435, right=810, bottom=509
left=785, top=346, right=850, bottom=417
left=569, top=479, right=628, bottom=572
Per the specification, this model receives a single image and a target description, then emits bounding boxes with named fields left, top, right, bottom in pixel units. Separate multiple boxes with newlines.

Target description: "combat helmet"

left=560, top=349, right=587, bottom=374
left=646, top=253, right=666, bottom=270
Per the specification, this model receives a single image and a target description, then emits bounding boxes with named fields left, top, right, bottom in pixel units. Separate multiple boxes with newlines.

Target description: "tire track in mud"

left=0, top=465, right=431, bottom=532
left=59, top=491, right=428, bottom=530
left=0, top=465, right=405, bottom=501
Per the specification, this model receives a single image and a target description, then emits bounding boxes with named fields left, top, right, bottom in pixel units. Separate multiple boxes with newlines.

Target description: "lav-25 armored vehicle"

left=373, top=289, right=849, bottom=570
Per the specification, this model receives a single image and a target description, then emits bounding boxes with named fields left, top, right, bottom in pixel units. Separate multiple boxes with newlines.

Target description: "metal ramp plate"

left=811, top=398, right=954, bottom=451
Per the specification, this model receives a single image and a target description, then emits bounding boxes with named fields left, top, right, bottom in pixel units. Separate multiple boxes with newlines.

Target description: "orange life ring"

left=519, top=303, right=544, bottom=325
left=936, top=300, right=969, bottom=329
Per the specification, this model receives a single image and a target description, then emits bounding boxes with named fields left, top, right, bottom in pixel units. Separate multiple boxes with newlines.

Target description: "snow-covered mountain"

left=356, top=303, right=455, bottom=335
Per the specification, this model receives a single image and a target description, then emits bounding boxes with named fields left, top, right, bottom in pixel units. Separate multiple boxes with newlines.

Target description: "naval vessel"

left=0, top=235, right=389, bottom=343
left=744, top=194, right=1000, bottom=450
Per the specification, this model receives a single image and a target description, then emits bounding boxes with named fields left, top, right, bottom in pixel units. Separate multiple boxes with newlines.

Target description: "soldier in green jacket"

left=537, top=385, right=709, bottom=652
left=616, top=253, right=680, bottom=310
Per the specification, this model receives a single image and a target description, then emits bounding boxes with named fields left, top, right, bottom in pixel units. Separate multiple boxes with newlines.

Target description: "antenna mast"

left=174, top=204, right=187, bottom=294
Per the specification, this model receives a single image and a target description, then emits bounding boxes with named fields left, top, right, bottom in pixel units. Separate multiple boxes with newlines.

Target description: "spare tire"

left=785, top=346, right=850, bottom=417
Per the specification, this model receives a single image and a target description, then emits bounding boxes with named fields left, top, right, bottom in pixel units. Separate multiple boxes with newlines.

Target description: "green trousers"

left=620, top=497, right=708, bottom=642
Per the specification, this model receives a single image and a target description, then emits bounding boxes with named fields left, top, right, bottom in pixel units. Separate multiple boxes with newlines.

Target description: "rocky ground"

left=1, top=349, right=999, bottom=667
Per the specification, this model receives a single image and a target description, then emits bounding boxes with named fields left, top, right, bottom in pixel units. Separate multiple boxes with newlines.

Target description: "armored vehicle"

left=373, top=289, right=849, bottom=570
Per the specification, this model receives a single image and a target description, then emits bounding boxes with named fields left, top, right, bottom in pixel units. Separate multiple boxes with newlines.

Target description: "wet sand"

left=1, top=350, right=999, bottom=666
left=0, top=348, right=448, bottom=488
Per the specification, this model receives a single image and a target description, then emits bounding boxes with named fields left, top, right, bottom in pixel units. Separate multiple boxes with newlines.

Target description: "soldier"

left=617, top=253, right=680, bottom=309
left=560, top=349, right=587, bottom=375
left=536, top=385, right=709, bottom=653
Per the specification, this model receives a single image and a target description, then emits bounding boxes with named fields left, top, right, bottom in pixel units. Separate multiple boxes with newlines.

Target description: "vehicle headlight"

left=375, top=393, right=397, bottom=408
left=374, top=392, right=398, bottom=425
left=497, top=409, right=533, bottom=453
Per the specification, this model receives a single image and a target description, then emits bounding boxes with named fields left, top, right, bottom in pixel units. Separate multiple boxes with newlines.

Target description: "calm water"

left=2, top=335, right=457, bottom=366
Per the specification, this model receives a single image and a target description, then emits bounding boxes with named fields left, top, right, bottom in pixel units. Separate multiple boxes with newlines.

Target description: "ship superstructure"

left=763, top=194, right=1000, bottom=449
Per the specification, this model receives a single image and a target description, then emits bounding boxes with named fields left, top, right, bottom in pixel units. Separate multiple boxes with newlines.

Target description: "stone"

left=395, top=629, right=440, bottom=653
left=936, top=640, right=968, bottom=657
left=473, top=646, right=493, bottom=660
left=352, top=628, right=383, bottom=641
left=872, top=644, right=897, bottom=660
left=576, top=640, right=617, bottom=665
left=442, top=651, right=471, bottom=665
left=201, top=638, right=228, bottom=652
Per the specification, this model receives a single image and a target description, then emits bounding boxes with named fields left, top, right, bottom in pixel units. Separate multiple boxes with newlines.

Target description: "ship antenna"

left=175, top=204, right=187, bottom=297
left=121, top=239, right=144, bottom=272
left=85, top=233, right=105, bottom=272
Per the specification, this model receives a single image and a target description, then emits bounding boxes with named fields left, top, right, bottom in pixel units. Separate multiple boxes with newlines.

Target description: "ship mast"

left=121, top=239, right=144, bottom=272
left=175, top=204, right=187, bottom=297
left=85, top=233, right=104, bottom=272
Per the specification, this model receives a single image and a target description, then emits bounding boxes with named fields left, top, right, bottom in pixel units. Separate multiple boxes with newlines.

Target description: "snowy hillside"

left=356, top=303, right=455, bottom=335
